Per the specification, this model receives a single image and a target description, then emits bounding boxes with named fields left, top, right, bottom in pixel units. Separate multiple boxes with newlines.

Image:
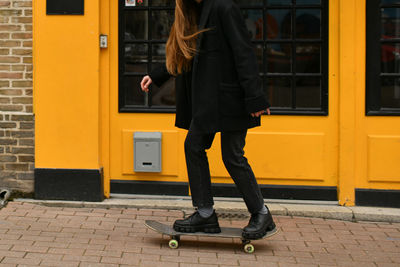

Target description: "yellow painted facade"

left=33, top=0, right=400, bottom=205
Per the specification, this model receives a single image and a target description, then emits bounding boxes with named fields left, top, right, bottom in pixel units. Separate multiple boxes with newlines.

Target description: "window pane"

left=125, top=10, right=148, bottom=40
left=242, top=9, right=263, bottom=40
left=125, top=44, right=148, bottom=73
left=268, top=0, right=292, bottom=6
left=151, top=0, right=174, bottom=6
left=296, top=43, right=321, bottom=73
left=265, top=77, right=292, bottom=108
left=266, top=43, right=292, bottom=73
left=381, top=77, right=400, bottom=108
left=381, top=8, right=400, bottom=39
left=237, top=0, right=263, bottom=6
left=152, top=78, right=176, bottom=107
left=124, top=76, right=146, bottom=106
left=296, top=0, right=321, bottom=5
left=151, top=10, right=174, bottom=40
left=381, top=0, right=400, bottom=4
left=267, top=9, right=292, bottom=39
left=296, top=9, right=321, bottom=39
left=381, top=43, right=400, bottom=73
left=296, top=77, right=321, bottom=108
left=152, top=44, right=166, bottom=65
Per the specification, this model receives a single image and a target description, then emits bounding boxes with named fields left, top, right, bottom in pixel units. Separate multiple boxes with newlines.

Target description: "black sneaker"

left=173, top=210, right=221, bottom=233
left=242, top=208, right=276, bottom=240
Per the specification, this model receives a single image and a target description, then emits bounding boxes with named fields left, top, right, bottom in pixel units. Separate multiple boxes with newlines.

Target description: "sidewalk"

left=0, top=200, right=399, bottom=266
left=16, top=194, right=400, bottom=223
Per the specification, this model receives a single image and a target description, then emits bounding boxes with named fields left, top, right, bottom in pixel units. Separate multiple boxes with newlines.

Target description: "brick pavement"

left=0, top=201, right=399, bottom=267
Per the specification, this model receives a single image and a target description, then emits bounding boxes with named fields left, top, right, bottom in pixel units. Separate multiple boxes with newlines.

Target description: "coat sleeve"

left=148, top=63, right=172, bottom=87
left=220, top=2, right=271, bottom=113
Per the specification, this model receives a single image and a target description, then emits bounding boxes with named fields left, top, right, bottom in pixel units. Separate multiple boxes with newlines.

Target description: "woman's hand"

left=251, top=108, right=270, bottom=117
left=140, top=75, right=152, bottom=92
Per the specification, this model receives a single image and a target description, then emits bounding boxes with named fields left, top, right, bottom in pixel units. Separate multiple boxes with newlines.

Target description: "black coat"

left=149, top=0, right=270, bottom=132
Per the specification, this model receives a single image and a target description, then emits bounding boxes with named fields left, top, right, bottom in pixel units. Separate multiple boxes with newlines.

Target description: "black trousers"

left=184, top=127, right=265, bottom=214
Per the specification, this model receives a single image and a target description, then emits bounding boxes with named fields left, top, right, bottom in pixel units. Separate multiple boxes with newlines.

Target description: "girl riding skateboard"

left=140, top=0, right=276, bottom=240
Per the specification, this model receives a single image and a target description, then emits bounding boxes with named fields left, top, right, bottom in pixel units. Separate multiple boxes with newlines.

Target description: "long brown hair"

left=166, top=0, right=206, bottom=75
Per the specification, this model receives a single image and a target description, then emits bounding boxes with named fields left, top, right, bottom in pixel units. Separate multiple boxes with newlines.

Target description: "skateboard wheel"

left=169, top=239, right=179, bottom=249
left=244, top=244, right=254, bottom=254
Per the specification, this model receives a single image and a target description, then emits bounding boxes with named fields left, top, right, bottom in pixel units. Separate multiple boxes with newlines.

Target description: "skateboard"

left=145, top=220, right=279, bottom=253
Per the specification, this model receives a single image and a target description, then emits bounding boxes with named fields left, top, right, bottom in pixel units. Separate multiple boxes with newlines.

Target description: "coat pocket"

left=219, top=83, right=246, bottom=116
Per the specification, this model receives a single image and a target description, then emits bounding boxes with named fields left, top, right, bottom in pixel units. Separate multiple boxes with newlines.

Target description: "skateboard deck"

left=145, top=219, right=279, bottom=253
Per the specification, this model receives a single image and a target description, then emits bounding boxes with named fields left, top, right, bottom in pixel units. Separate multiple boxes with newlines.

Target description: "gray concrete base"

left=14, top=195, right=400, bottom=223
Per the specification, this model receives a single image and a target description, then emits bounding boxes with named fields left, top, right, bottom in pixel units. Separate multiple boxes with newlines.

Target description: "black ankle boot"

left=173, top=210, right=221, bottom=233
left=242, top=209, right=276, bottom=240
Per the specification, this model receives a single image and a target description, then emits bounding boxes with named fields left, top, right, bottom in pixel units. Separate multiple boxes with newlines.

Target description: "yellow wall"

left=33, top=0, right=101, bottom=169
left=34, top=0, right=400, bottom=204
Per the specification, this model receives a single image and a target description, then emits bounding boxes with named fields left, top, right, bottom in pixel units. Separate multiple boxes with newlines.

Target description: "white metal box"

left=133, top=132, right=162, bottom=172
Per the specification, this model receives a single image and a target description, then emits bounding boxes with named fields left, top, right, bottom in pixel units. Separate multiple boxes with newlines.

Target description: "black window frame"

left=366, top=0, right=400, bottom=116
left=118, top=0, right=329, bottom=115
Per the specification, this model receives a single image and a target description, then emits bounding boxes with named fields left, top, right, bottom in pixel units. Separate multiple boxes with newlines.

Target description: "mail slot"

left=133, top=132, right=162, bottom=172
left=47, top=0, right=84, bottom=15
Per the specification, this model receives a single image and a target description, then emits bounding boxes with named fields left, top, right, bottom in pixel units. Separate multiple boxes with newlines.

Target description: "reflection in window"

left=265, top=77, right=292, bottom=108
left=266, top=43, right=292, bottom=73
left=381, top=8, right=400, bottom=39
left=151, top=10, right=174, bottom=40
left=241, top=9, right=263, bottom=40
left=124, top=10, right=148, bottom=40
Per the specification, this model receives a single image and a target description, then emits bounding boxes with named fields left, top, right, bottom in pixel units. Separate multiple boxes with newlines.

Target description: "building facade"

left=0, top=0, right=33, bottom=193
left=2, top=0, right=400, bottom=207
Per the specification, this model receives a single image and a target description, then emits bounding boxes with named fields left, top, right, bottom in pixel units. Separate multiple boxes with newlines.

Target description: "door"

left=106, top=0, right=340, bottom=200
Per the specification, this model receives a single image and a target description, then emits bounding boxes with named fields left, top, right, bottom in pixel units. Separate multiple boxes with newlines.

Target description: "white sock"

left=197, top=206, right=214, bottom=218
left=258, top=205, right=269, bottom=215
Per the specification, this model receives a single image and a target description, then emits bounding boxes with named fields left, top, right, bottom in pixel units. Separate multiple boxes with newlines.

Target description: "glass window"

left=119, top=1, right=175, bottom=112
left=119, top=0, right=328, bottom=114
left=261, top=0, right=328, bottom=113
left=367, top=0, right=400, bottom=114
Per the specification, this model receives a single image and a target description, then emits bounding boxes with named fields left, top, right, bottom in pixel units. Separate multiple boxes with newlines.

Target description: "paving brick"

left=11, top=245, right=48, bottom=253
left=24, top=252, right=62, bottom=261
left=79, top=263, right=119, bottom=267
left=1, top=257, right=40, bottom=265
left=47, top=248, right=84, bottom=256
left=39, top=260, right=80, bottom=267
left=119, top=253, right=140, bottom=265
left=277, top=263, right=318, bottom=267
left=161, top=255, right=198, bottom=263
left=84, top=250, right=122, bottom=258
left=62, top=255, right=101, bottom=263
left=199, top=256, right=239, bottom=265
left=295, top=256, right=336, bottom=265
left=335, top=261, right=377, bottom=267
left=179, top=251, right=217, bottom=258
left=237, top=261, right=278, bottom=267
left=141, top=260, right=179, bottom=267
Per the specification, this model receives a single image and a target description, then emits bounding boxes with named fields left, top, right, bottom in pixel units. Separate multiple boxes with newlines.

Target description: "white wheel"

left=169, top=239, right=179, bottom=249
left=244, top=243, right=254, bottom=254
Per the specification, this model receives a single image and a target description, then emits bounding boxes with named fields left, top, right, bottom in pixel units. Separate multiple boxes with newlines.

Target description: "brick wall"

left=0, top=0, right=33, bottom=192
